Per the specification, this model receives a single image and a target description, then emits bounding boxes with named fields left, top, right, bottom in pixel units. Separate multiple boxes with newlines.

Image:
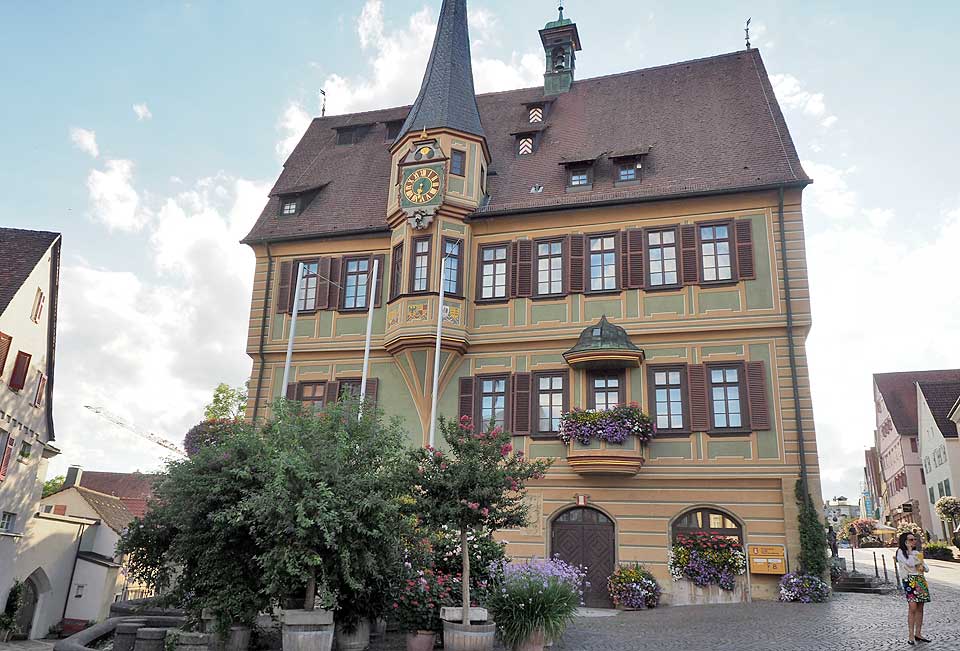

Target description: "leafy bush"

left=895, top=522, right=924, bottom=540
left=558, top=403, right=654, bottom=445
left=922, top=542, right=955, bottom=561
left=795, top=481, right=828, bottom=576
left=668, top=532, right=746, bottom=590
left=1, top=580, right=23, bottom=632
left=778, top=572, right=830, bottom=603
left=486, top=558, right=583, bottom=648
left=935, top=496, right=960, bottom=522
left=607, top=564, right=661, bottom=609
left=392, top=567, right=455, bottom=633
left=182, top=418, right=238, bottom=457
left=428, top=525, right=506, bottom=600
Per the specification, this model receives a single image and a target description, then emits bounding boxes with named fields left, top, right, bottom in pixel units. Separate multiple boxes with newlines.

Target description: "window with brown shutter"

left=687, top=364, right=710, bottom=432
left=705, top=363, right=750, bottom=434
left=341, top=257, right=372, bottom=311
left=459, top=377, right=475, bottom=423
left=33, top=372, right=47, bottom=408
left=644, top=227, right=680, bottom=289
left=477, top=374, right=510, bottom=431
left=477, top=243, right=509, bottom=302
left=567, top=235, right=585, bottom=294
left=623, top=229, right=645, bottom=289
left=680, top=225, right=699, bottom=285
left=511, top=372, right=533, bottom=436
left=327, top=258, right=342, bottom=308
left=646, top=365, right=690, bottom=435
left=745, top=361, right=771, bottom=430
left=534, top=239, right=563, bottom=296
left=9, top=351, right=31, bottom=392
left=314, top=258, right=332, bottom=310
left=372, top=254, right=385, bottom=307
left=323, top=381, right=340, bottom=407
left=698, top=222, right=737, bottom=284
left=734, top=220, right=756, bottom=280
left=0, top=432, right=14, bottom=482
left=0, top=332, right=11, bottom=379
left=512, top=240, right=534, bottom=298
left=586, top=234, right=618, bottom=293
left=276, top=261, right=293, bottom=314
left=294, top=259, right=321, bottom=312
left=390, top=243, right=403, bottom=302
left=533, top=371, right=568, bottom=437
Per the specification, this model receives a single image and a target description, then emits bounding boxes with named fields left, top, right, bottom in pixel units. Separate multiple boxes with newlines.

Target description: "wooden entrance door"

left=14, top=578, right=38, bottom=639
left=551, top=507, right=616, bottom=608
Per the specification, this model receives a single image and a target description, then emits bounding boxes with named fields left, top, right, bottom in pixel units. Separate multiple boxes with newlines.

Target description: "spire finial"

left=744, top=17, right=751, bottom=50
left=558, top=3, right=564, bottom=20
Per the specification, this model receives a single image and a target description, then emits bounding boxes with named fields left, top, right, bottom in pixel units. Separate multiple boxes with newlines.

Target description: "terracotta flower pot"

left=405, top=630, right=436, bottom=651
left=512, top=629, right=545, bottom=651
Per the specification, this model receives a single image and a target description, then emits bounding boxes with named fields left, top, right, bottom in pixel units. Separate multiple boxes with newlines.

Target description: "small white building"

left=917, top=381, right=960, bottom=541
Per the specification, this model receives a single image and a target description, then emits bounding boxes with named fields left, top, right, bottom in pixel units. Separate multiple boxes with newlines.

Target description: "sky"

left=1, top=1, right=958, bottom=502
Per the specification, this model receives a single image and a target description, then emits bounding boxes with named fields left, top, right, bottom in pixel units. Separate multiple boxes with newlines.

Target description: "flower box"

left=565, top=438, right=645, bottom=476
left=558, top=404, right=653, bottom=476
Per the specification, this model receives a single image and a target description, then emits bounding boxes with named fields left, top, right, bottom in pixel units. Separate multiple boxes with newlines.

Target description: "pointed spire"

left=396, top=0, right=484, bottom=143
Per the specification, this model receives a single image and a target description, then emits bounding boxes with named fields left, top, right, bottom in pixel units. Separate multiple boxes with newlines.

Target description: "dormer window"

left=385, top=120, right=403, bottom=141
left=518, top=137, right=534, bottom=156
left=569, top=169, right=589, bottom=187
left=611, top=148, right=650, bottom=186
left=335, top=124, right=371, bottom=146
left=529, top=106, right=544, bottom=123
left=618, top=162, right=640, bottom=182
left=280, top=199, right=298, bottom=216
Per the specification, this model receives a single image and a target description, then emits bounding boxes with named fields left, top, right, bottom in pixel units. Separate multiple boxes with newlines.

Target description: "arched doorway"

left=551, top=507, right=615, bottom=608
left=13, top=577, right=38, bottom=640
left=670, top=507, right=743, bottom=543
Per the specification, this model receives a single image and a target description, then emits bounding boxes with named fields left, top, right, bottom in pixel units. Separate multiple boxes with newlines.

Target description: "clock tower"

left=383, top=0, right=490, bottom=433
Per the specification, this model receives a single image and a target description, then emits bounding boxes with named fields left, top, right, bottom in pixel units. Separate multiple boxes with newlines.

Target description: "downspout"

left=251, top=242, right=274, bottom=423
left=776, top=186, right=809, bottom=491
left=61, top=522, right=87, bottom=622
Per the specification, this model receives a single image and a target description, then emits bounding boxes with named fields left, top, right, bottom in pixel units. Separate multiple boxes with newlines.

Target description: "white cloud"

left=276, top=102, right=312, bottom=160
left=70, top=127, right=99, bottom=158
left=320, top=0, right=541, bottom=117
left=800, top=159, right=857, bottom=220
left=771, top=73, right=837, bottom=127
left=87, top=159, right=151, bottom=232
left=133, top=103, right=153, bottom=121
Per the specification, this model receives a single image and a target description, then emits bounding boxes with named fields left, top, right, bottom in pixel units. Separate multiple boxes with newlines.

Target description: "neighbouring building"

left=873, top=370, right=960, bottom=531
left=917, top=381, right=960, bottom=540
left=862, top=446, right=882, bottom=520
left=0, top=227, right=61, bottom=635
left=242, top=1, right=823, bottom=604
left=50, top=467, right=157, bottom=519
left=823, top=498, right=859, bottom=527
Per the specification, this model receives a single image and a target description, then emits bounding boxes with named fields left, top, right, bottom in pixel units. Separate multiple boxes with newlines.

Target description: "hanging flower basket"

left=558, top=403, right=655, bottom=446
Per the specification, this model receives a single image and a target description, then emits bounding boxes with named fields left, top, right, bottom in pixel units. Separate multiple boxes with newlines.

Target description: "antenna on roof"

left=744, top=17, right=751, bottom=50
left=320, top=88, right=327, bottom=117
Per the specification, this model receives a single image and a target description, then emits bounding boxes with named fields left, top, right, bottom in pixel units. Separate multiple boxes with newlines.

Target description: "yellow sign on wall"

left=748, top=544, right=787, bottom=575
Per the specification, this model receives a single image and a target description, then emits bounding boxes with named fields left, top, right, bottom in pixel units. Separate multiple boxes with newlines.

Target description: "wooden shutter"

left=373, top=254, right=386, bottom=307
left=364, top=378, right=379, bottom=407
left=458, top=377, right=475, bottom=423
left=516, top=240, right=534, bottom=298
left=53, top=504, right=67, bottom=516
left=315, top=257, right=331, bottom=310
left=324, top=381, right=341, bottom=406
left=389, top=243, right=403, bottom=301
left=33, top=373, right=47, bottom=408
left=276, top=261, right=293, bottom=314
left=327, top=258, right=341, bottom=310
left=734, top=219, right=755, bottom=280
left=0, top=332, right=11, bottom=376
left=512, top=372, right=533, bottom=436
left=624, top=229, right=645, bottom=289
left=687, top=364, right=710, bottom=432
left=0, top=434, right=14, bottom=482
left=567, top=235, right=585, bottom=294
left=680, top=225, right=699, bottom=286
left=9, top=351, right=31, bottom=391
left=746, top=361, right=771, bottom=430
left=285, top=383, right=298, bottom=400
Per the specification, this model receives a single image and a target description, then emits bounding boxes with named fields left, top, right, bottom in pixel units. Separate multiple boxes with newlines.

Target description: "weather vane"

left=320, top=88, right=327, bottom=117
left=744, top=17, right=751, bottom=50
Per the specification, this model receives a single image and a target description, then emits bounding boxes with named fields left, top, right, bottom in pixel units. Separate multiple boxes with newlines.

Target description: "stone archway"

left=18, top=568, right=52, bottom=640
left=550, top=507, right=616, bottom=608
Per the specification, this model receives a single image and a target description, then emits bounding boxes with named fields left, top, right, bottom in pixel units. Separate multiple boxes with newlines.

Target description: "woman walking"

left=896, top=531, right=931, bottom=644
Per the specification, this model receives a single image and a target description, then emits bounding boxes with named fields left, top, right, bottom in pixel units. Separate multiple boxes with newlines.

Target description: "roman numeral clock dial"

left=403, top=167, right=442, bottom=205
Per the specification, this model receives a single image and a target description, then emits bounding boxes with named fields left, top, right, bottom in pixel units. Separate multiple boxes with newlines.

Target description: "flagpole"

left=281, top=262, right=306, bottom=395
left=428, top=255, right=448, bottom=447
left=358, top=257, right=379, bottom=420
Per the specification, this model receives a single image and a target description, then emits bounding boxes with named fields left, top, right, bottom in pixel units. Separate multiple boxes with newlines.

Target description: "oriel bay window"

left=341, top=257, right=370, bottom=310
left=536, top=372, right=567, bottom=435
left=588, top=373, right=624, bottom=411
left=536, top=240, right=564, bottom=296
left=410, top=236, right=431, bottom=293
left=647, top=365, right=688, bottom=434
left=699, top=223, right=734, bottom=283
left=478, top=244, right=508, bottom=300
left=442, top=238, right=463, bottom=296
left=588, top=235, right=617, bottom=292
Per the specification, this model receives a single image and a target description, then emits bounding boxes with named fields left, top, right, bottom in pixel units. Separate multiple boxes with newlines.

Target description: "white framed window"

left=479, top=246, right=508, bottom=299
left=537, top=374, right=565, bottom=434
left=589, top=236, right=617, bottom=291
left=280, top=200, right=298, bottom=216
left=700, top=224, right=733, bottom=282
left=31, top=288, right=45, bottom=323
left=412, top=238, right=431, bottom=292
left=709, top=367, right=743, bottom=429
left=648, top=229, right=679, bottom=287
left=0, top=512, right=15, bottom=533
left=653, top=369, right=684, bottom=431
left=342, top=257, right=370, bottom=310
left=296, top=262, right=320, bottom=312
left=442, top=239, right=461, bottom=295
left=480, top=377, right=507, bottom=429
left=591, top=375, right=621, bottom=412
left=537, top=241, right=563, bottom=295
left=569, top=170, right=589, bottom=186
left=618, top=162, right=640, bottom=182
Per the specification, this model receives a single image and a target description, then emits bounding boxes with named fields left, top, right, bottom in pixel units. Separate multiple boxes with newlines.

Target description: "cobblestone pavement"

left=0, top=641, right=55, bottom=651
left=370, top=579, right=960, bottom=651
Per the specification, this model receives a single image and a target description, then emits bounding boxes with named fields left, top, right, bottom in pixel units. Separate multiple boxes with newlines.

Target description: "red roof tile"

left=78, top=471, right=157, bottom=517
left=243, top=49, right=808, bottom=244
left=874, top=370, right=960, bottom=436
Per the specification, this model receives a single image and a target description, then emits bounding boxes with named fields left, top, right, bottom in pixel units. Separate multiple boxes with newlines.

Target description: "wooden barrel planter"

left=115, top=621, right=148, bottom=651
left=134, top=628, right=169, bottom=651
left=282, top=609, right=334, bottom=651
left=209, top=626, right=252, bottom=651
left=441, top=621, right=496, bottom=651
left=334, top=619, right=370, bottom=651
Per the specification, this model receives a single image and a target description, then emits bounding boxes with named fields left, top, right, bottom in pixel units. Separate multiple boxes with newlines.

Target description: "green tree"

left=42, top=475, right=65, bottom=498
left=795, top=480, right=828, bottom=577
left=203, top=382, right=248, bottom=421
left=404, top=416, right=551, bottom=620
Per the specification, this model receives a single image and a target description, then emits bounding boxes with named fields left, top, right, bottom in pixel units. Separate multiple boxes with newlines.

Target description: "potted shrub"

left=778, top=572, right=830, bottom=603
left=393, top=567, right=453, bottom=651
left=1, top=580, right=24, bottom=642
left=668, top=532, right=746, bottom=592
left=607, top=564, right=661, bottom=610
left=403, top=416, right=551, bottom=651
left=486, top=558, right=583, bottom=651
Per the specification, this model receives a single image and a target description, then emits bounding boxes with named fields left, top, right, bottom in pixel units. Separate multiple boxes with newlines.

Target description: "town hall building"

left=242, top=1, right=823, bottom=604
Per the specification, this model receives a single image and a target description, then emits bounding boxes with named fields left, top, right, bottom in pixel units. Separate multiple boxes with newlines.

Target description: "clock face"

left=403, top=167, right=442, bottom=205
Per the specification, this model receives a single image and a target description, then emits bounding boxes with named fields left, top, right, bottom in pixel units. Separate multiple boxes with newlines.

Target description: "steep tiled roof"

left=243, top=49, right=808, bottom=244
left=874, top=370, right=960, bottom=436
left=75, top=486, right=135, bottom=533
left=79, top=471, right=157, bottom=518
left=918, top=381, right=960, bottom=438
left=397, top=0, right=484, bottom=142
left=0, top=227, right=60, bottom=315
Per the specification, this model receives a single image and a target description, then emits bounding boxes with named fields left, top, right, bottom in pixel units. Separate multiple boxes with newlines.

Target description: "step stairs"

left=833, top=572, right=893, bottom=595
